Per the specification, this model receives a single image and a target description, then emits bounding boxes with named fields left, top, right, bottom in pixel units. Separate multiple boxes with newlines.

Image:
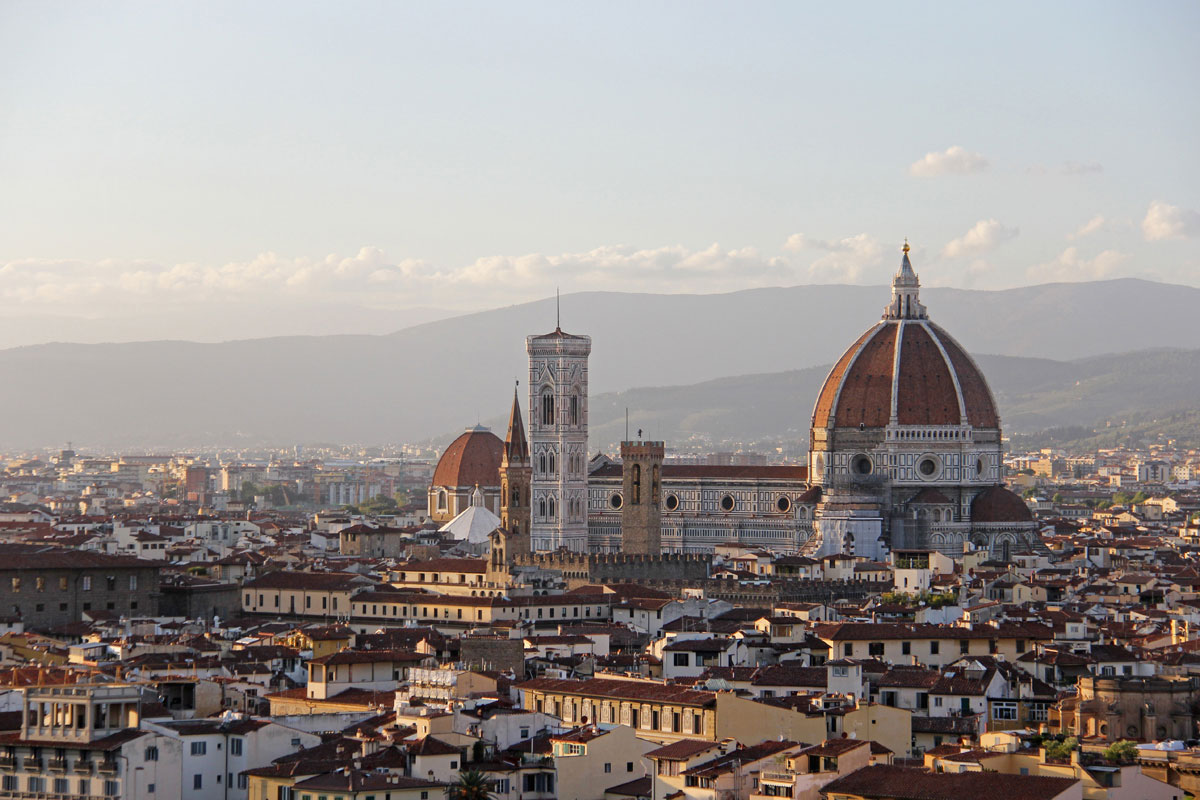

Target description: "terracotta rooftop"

left=821, top=764, right=1077, bottom=800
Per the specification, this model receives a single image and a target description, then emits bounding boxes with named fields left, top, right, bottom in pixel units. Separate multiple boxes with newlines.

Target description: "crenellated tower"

left=620, top=439, right=664, bottom=555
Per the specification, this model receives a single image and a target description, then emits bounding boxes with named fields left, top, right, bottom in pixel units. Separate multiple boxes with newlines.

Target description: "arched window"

left=632, top=464, right=641, bottom=504
left=539, top=454, right=547, bottom=474
left=539, top=498, right=546, bottom=518
left=512, top=486, right=520, bottom=507
left=437, top=490, right=447, bottom=511
left=541, top=391, right=555, bottom=425
left=548, top=496, right=556, bottom=520
left=570, top=392, right=580, bottom=426
left=548, top=451, right=556, bottom=475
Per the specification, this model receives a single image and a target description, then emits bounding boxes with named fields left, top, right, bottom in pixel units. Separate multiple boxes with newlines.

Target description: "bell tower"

left=620, top=438, right=664, bottom=555
left=527, top=321, right=591, bottom=552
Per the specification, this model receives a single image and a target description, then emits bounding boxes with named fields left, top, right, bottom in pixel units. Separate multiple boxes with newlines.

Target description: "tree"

left=359, top=493, right=400, bottom=515
left=239, top=481, right=261, bottom=503
left=1045, top=737, right=1077, bottom=761
left=1052, top=493, right=1064, bottom=504
left=1103, top=740, right=1138, bottom=763
left=445, top=769, right=494, bottom=800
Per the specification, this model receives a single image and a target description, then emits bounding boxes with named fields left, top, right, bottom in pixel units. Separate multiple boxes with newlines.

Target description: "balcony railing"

left=95, top=761, right=117, bottom=775
left=71, top=760, right=93, bottom=774
left=21, top=757, right=41, bottom=771
left=47, top=758, right=67, bottom=772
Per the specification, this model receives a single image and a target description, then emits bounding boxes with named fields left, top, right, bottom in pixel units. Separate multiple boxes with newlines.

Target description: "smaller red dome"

left=432, top=426, right=503, bottom=488
left=971, top=486, right=1033, bottom=523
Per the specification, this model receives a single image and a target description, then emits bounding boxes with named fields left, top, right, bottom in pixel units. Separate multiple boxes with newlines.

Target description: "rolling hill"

left=1, top=278, right=1198, bottom=448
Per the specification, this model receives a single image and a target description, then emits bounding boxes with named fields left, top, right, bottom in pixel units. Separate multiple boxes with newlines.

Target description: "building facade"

left=587, top=462, right=811, bottom=554
left=0, top=544, right=161, bottom=630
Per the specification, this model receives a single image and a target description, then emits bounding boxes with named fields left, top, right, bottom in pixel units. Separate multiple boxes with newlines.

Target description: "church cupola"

left=883, top=241, right=928, bottom=321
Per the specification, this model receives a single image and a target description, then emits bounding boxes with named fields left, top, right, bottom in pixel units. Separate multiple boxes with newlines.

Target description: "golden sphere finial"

left=902, top=238, right=910, bottom=255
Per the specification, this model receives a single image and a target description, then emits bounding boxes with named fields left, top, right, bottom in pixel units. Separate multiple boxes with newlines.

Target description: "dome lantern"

left=883, top=240, right=927, bottom=321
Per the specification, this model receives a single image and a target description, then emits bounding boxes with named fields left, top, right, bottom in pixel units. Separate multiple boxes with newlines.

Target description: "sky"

left=0, top=1, right=1198, bottom=346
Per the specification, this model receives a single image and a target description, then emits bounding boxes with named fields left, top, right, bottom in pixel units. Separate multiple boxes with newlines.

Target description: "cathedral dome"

left=811, top=248, right=999, bottom=432
left=432, top=426, right=504, bottom=489
left=971, top=485, right=1034, bottom=523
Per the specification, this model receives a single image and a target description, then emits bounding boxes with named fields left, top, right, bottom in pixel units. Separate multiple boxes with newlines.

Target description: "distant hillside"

left=1, top=278, right=1198, bottom=447
left=579, top=348, right=1200, bottom=453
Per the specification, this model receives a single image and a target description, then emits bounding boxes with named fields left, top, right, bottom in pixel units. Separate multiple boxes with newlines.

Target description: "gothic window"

left=570, top=393, right=580, bottom=426
left=548, top=496, right=556, bottom=520
left=632, top=464, right=641, bottom=504
left=541, top=391, right=555, bottom=425
left=548, top=452, right=556, bottom=475
left=501, top=486, right=507, bottom=507
left=539, top=454, right=547, bottom=474
left=539, top=498, right=547, bottom=518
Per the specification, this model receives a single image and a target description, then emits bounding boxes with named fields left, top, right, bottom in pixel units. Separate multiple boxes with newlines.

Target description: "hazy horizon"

left=1, top=2, right=1197, bottom=348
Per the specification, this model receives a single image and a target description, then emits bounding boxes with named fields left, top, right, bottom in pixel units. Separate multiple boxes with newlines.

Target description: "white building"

left=143, top=715, right=321, bottom=800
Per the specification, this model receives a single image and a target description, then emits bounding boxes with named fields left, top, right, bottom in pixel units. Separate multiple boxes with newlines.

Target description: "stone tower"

left=620, top=439, right=664, bottom=555
left=499, top=385, right=532, bottom=538
left=526, top=324, right=592, bottom=552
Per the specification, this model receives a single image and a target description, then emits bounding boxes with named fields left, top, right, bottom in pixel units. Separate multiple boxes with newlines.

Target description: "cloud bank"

left=941, top=220, right=1019, bottom=259
left=1143, top=201, right=1200, bottom=241
left=909, top=145, right=989, bottom=177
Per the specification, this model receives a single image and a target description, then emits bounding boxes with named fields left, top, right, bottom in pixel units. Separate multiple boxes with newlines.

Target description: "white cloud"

left=940, top=219, right=1018, bottom=259
left=1142, top=200, right=1200, bottom=241
left=908, top=145, right=989, bottom=177
left=1068, top=215, right=1110, bottom=240
left=1030, top=247, right=1126, bottom=282
left=783, top=233, right=884, bottom=283
left=0, top=243, right=801, bottom=325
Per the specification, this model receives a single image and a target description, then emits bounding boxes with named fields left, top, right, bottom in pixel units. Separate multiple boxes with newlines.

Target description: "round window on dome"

left=665, top=494, right=679, bottom=511
left=976, top=457, right=985, bottom=477
left=720, top=495, right=735, bottom=512
left=609, top=493, right=623, bottom=510
left=851, top=455, right=873, bottom=476
left=776, top=496, right=791, bottom=513
left=918, top=457, right=939, bottom=478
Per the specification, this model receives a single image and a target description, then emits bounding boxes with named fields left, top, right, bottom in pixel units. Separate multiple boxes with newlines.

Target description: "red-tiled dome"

left=812, top=248, right=999, bottom=432
left=432, top=426, right=503, bottom=488
left=811, top=320, right=999, bottom=431
left=970, top=485, right=1033, bottom=523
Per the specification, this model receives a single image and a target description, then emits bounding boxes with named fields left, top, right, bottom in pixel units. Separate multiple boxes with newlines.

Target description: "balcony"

left=22, top=756, right=42, bottom=771
left=760, top=771, right=796, bottom=784
left=96, top=760, right=118, bottom=775
left=72, top=759, right=94, bottom=774
left=0, top=755, right=12, bottom=770
left=47, top=757, right=67, bottom=772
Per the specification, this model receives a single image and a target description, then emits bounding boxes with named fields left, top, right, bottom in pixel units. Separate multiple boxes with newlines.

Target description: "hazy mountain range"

left=585, top=348, right=1200, bottom=451
left=1, top=278, right=1198, bottom=449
